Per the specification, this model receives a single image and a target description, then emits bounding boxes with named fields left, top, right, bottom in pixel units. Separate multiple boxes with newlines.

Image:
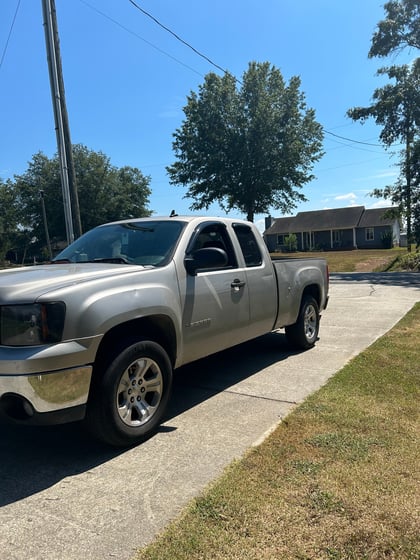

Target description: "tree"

left=349, top=0, right=420, bottom=250
left=410, top=139, right=420, bottom=245
left=0, top=179, right=20, bottom=262
left=369, top=0, right=420, bottom=58
left=71, top=145, right=152, bottom=231
left=11, top=145, right=152, bottom=255
left=167, top=61, right=324, bottom=222
left=348, top=62, right=420, bottom=248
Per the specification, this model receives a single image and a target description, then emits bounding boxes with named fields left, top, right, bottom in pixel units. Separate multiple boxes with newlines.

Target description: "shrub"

left=284, top=234, right=297, bottom=252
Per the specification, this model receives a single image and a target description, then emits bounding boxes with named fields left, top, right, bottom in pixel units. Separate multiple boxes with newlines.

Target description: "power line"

left=127, top=0, right=229, bottom=76
left=0, top=0, right=21, bottom=71
left=325, top=137, right=389, bottom=155
left=324, top=129, right=402, bottom=148
left=79, top=0, right=205, bottom=78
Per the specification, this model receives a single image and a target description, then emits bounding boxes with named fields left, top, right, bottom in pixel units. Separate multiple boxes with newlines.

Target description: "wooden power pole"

left=42, top=0, right=82, bottom=243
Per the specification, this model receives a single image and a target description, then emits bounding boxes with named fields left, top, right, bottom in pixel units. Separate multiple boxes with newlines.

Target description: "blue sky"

left=0, top=0, right=412, bottom=230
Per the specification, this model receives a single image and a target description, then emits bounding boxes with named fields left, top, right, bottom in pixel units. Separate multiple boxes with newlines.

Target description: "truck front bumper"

left=0, top=338, right=99, bottom=425
left=0, top=366, right=92, bottom=424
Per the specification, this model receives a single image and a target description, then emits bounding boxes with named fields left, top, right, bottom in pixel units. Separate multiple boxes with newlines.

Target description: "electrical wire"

left=324, top=129, right=402, bottom=147
left=127, top=0, right=229, bottom=75
left=0, top=0, right=21, bottom=71
left=325, top=137, right=390, bottom=154
left=79, top=0, right=205, bottom=78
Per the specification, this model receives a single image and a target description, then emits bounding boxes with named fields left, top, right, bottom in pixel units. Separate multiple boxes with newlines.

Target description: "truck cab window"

left=233, top=224, right=263, bottom=267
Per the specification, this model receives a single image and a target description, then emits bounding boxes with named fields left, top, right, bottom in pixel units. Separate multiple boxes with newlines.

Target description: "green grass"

left=272, top=246, right=420, bottom=273
left=272, top=247, right=408, bottom=273
left=134, top=304, right=420, bottom=560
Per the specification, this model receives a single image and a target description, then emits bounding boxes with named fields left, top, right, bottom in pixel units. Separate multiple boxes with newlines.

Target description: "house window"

left=365, top=228, right=374, bottom=241
left=332, top=230, right=342, bottom=245
left=277, top=234, right=286, bottom=245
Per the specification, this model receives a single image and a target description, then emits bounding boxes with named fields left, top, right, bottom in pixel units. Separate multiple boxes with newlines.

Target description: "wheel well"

left=94, top=315, right=177, bottom=369
left=302, top=284, right=321, bottom=306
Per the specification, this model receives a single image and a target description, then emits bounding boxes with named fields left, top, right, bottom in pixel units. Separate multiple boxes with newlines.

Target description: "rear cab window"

left=232, top=224, right=263, bottom=267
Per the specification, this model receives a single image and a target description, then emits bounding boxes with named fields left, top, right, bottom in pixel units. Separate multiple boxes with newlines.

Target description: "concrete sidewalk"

left=0, top=274, right=418, bottom=560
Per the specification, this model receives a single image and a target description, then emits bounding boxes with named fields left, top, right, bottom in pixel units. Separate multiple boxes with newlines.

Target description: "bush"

left=284, top=234, right=297, bottom=252
left=381, top=231, right=393, bottom=249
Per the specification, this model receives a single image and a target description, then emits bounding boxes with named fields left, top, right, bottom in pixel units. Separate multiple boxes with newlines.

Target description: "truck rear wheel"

left=285, top=295, right=319, bottom=350
left=87, top=339, right=172, bottom=447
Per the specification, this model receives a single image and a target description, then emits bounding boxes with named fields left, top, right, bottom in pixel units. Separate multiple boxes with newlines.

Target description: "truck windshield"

left=53, top=220, right=185, bottom=266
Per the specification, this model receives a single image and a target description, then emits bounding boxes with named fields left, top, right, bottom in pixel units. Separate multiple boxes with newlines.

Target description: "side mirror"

left=184, top=247, right=228, bottom=276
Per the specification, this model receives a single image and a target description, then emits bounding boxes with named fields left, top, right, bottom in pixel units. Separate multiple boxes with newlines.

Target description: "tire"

left=285, top=295, right=320, bottom=350
left=86, top=339, right=173, bottom=447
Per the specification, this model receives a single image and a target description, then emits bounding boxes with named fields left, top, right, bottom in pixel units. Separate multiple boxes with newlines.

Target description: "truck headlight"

left=0, top=302, right=66, bottom=346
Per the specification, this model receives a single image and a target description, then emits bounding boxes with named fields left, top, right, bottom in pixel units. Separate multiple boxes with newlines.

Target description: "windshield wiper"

left=51, top=257, right=134, bottom=265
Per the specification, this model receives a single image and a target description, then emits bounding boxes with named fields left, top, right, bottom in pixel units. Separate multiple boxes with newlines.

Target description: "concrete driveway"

left=0, top=272, right=418, bottom=560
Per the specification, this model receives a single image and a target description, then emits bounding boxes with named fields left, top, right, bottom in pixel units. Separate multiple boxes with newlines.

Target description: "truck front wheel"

left=285, top=295, right=319, bottom=350
left=87, top=339, right=173, bottom=447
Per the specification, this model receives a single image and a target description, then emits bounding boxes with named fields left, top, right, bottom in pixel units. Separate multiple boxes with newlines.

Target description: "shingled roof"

left=264, top=216, right=297, bottom=235
left=358, top=208, right=396, bottom=227
left=294, top=206, right=365, bottom=230
left=265, top=206, right=396, bottom=234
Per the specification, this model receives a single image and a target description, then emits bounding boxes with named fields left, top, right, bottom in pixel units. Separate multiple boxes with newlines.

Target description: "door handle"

left=231, top=278, right=246, bottom=290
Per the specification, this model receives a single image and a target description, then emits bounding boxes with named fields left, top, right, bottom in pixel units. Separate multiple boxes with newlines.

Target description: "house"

left=264, top=206, right=400, bottom=252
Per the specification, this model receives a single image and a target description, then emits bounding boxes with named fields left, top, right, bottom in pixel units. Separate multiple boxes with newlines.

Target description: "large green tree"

left=348, top=0, right=420, bottom=248
left=348, top=62, right=420, bottom=247
left=11, top=145, right=152, bottom=258
left=167, top=61, right=324, bottom=222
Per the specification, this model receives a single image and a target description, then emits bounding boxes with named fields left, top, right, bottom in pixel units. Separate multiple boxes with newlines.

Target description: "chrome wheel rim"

left=116, top=357, right=163, bottom=427
left=304, top=304, right=317, bottom=341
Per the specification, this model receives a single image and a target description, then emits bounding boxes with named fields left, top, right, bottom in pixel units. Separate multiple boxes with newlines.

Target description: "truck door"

left=231, top=223, right=278, bottom=333
left=179, top=221, right=251, bottom=364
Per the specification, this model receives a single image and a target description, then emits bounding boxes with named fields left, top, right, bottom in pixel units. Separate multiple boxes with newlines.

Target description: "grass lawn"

left=272, top=247, right=408, bottom=273
left=134, top=303, right=420, bottom=560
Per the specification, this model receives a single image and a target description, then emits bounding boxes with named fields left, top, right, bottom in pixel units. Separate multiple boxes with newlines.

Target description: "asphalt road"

left=0, top=272, right=419, bottom=560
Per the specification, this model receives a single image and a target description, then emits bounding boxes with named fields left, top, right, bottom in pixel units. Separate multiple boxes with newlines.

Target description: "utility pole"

left=42, top=0, right=82, bottom=243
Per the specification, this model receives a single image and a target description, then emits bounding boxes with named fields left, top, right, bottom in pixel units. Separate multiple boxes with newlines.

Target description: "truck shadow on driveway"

left=0, top=331, right=295, bottom=507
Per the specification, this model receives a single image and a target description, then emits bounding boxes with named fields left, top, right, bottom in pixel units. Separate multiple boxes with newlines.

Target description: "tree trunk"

left=405, top=125, right=413, bottom=253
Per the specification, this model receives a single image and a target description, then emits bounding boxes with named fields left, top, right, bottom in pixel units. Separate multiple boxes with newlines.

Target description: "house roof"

left=265, top=206, right=396, bottom=234
left=264, top=216, right=297, bottom=235
left=358, top=208, right=396, bottom=227
left=294, top=206, right=365, bottom=230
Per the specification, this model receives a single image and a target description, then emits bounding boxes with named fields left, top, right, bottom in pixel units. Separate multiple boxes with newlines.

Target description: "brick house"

left=264, top=206, right=400, bottom=252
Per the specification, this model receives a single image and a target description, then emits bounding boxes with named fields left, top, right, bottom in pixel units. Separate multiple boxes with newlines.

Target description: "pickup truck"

left=0, top=216, right=328, bottom=446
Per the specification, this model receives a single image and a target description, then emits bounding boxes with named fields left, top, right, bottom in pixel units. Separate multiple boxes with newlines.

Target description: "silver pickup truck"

left=0, top=216, right=328, bottom=446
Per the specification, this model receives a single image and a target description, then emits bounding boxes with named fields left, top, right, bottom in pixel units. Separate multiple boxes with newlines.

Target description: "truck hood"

left=0, top=263, right=145, bottom=303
